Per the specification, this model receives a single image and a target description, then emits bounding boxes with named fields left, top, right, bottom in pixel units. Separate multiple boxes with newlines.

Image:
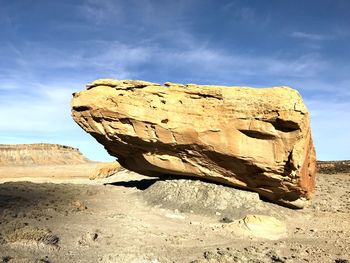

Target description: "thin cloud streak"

left=79, top=0, right=123, bottom=25
left=290, top=31, right=332, bottom=41
left=1, top=39, right=331, bottom=86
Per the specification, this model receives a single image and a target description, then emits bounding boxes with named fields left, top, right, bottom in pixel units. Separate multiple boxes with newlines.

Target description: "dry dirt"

left=0, top=164, right=349, bottom=263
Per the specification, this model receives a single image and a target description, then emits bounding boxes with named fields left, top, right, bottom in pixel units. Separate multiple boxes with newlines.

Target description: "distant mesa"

left=317, top=160, right=350, bottom=174
left=0, top=143, right=90, bottom=166
left=71, top=79, right=316, bottom=208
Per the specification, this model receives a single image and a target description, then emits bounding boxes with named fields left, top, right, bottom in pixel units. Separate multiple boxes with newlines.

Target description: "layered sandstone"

left=71, top=79, right=316, bottom=208
left=0, top=144, right=90, bottom=166
left=90, top=161, right=123, bottom=180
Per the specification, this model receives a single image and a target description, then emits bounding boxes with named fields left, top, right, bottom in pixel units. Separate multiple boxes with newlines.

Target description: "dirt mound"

left=317, top=160, right=350, bottom=174
left=0, top=144, right=90, bottom=166
left=141, top=178, right=289, bottom=219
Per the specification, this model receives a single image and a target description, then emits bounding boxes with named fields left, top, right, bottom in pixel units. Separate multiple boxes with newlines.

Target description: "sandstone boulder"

left=90, top=161, right=123, bottom=180
left=71, top=79, right=316, bottom=208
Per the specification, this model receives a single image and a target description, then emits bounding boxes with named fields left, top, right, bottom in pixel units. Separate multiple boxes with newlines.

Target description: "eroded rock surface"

left=71, top=79, right=316, bottom=208
left=231, top=214, right=287, bottom=240
left=0, top=144, right=90, bottom=166
left=90, top=161, right=123, bottom=180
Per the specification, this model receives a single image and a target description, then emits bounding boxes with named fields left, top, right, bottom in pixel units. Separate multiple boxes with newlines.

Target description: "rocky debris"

left=317, top=160, right=350, bottom=174
left=141, top=179, right=288, bottom=219
left=71, top=79, right=316, bottom=208
left=0, top=223, right=59, bottom=246
left=70, top=200, right=87, bottom=211
left=77, top=232, right=98, bottom=246
left=191, top=246, right=288, bottom=263
left=0, top=144, right=90, bottom=166
left=192, top=244, right=350, bottom=263
left=90, top=161, right=122, bottom=180
left=307, top=173, right=350, bottom=213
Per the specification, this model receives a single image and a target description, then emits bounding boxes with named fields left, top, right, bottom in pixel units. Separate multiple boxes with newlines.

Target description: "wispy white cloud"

left=78, top=0, right=194, bottom=30
left=221, top=3, right=256, bottom=22
left=0, top=85, right=75, bottom=133
left=290, top=31, right=332, bottom=41
left=221, top=2, right=255, bottom=19
left=221, top=1, right=271, bottom=26
left=1, top=40, right=340, bottom=135
left=79, top=0, right=123, bottom=25
left=154, top=47, right=328, bottom=83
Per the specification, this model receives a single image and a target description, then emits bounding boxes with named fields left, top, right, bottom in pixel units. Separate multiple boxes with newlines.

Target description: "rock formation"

left=90, top=161, right=123, bottom=180
left=0, top=144, right=90, bottom=166
left=71, top=79, right=316, bottom=208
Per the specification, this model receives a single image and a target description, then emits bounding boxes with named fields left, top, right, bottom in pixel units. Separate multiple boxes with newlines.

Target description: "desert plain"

left=0, top=156, right=349, bottom=263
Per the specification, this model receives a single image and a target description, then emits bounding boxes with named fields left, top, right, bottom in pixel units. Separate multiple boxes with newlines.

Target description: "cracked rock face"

left=71, top=79, right=316, bottom=208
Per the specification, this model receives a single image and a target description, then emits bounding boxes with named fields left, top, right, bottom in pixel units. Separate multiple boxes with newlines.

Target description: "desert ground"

left=0, top=163, right=349, bottom=263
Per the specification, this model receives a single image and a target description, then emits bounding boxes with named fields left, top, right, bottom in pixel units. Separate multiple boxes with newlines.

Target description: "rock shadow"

left=0, top=182, right=94, bottom=221
left=105, top=178, right=160, bottom=190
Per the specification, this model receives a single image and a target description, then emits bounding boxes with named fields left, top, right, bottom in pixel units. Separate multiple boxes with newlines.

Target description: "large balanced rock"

left=71, top=79, right=316, bottom=208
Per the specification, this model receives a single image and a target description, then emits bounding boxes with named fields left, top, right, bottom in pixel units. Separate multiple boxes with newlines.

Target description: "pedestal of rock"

left=71, top=79, right=316, bottom=208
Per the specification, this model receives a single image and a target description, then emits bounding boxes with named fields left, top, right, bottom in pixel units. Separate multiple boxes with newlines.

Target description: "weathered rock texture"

left=228, top=214, right=287, bottom=240
left=90, top=161, right=123, bottom=180
left=0, top=144, right=90, bottom=166
left=71, top=79, right=316, bottom=208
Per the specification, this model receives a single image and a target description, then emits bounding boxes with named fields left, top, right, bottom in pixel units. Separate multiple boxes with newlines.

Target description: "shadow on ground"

left=0, top=182, right=96, bottom=220
left=105, top=178, right=160, bottom=190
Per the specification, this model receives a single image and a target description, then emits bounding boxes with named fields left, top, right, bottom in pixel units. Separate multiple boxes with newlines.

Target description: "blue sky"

left=0, top=0, right=349, bottom=161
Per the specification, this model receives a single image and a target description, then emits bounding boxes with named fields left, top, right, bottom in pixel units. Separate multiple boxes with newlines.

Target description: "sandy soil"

left=0, top=164, right=349, bottom=263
